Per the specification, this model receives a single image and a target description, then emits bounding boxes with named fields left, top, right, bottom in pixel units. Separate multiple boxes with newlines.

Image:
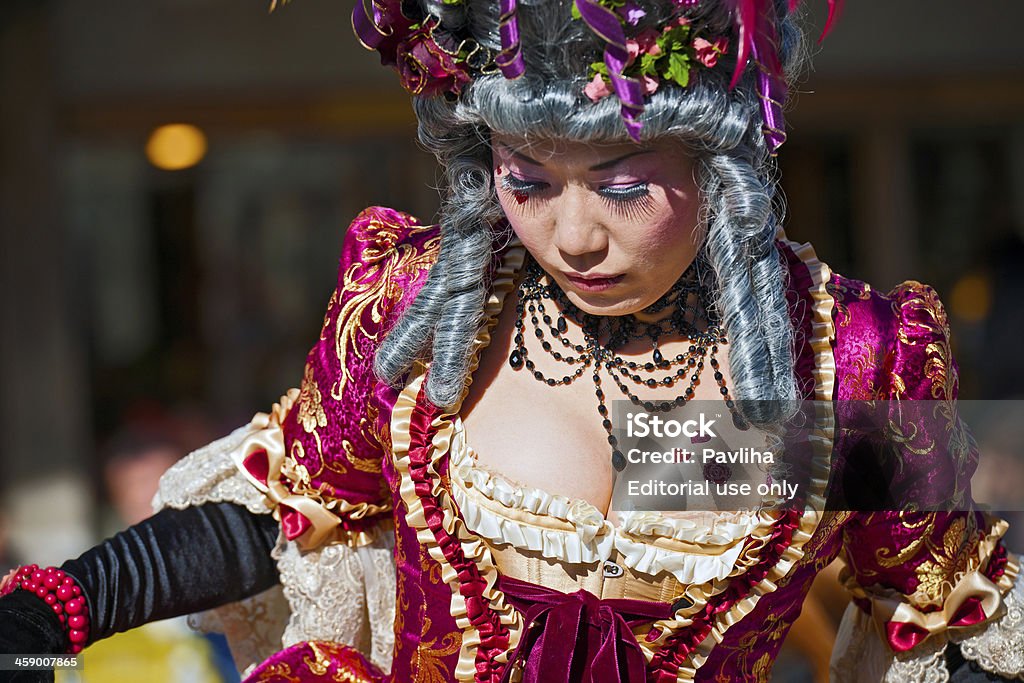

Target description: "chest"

left=459, top=291, right=737, bottom=515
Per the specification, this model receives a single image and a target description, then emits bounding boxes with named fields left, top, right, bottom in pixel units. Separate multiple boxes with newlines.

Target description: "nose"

left=551, top=188, right=608, bottom=259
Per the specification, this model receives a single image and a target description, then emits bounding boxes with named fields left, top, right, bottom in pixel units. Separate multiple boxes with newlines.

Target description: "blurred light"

left=950, top=273, right=992, bottom=323
left=145, top=123, right=208, bottom=171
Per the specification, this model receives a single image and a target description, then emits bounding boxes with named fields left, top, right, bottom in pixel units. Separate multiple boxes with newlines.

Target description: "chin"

left=565, top=291, right=646, bottom=317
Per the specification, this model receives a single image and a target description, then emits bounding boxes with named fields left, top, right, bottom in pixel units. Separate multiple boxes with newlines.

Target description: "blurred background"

left=0, top=1, right=1022, bottom=681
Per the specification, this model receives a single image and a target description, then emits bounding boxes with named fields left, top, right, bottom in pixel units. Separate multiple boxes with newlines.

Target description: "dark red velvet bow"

left=497, top=574, right=672, bottom=683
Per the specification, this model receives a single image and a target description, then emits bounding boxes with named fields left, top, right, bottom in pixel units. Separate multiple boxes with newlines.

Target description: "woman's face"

left=492, top=135, right=703, bottom=317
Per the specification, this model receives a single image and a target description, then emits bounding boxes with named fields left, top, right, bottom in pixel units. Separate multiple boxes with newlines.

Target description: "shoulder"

left=338, top=206, right=442, bottom=285
left=827, top=270, right=957, bottom=401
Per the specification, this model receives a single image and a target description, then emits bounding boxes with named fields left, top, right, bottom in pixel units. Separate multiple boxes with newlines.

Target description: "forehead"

left=491, top=135, right=690, bottom=168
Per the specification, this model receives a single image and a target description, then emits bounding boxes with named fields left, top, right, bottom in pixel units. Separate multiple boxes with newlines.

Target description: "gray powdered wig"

left=374, top=0, right=807, bottom=427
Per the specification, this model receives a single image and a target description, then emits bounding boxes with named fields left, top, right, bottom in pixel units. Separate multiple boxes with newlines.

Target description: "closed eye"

left=501, top=174, right=548, bottom=196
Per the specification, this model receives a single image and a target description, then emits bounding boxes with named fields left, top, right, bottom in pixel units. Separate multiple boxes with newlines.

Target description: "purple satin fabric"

left=497, top=574, right=673, bottom=683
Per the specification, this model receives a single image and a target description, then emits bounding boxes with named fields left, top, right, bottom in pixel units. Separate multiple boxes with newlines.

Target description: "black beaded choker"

left=508, top=257, right=747, bottom=472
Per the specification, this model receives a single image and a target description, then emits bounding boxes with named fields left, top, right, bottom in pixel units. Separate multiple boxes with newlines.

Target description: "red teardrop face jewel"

left=513, top=191, right=529, bottom=204
left=495, top=167, right=502, bottom=175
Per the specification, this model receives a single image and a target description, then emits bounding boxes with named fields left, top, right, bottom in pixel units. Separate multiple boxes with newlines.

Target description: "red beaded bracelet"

left=0, top=564, right=90, bottom=653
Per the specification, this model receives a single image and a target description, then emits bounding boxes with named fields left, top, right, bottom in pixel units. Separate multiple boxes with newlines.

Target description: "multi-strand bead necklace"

left=508, top=256, right=747, bottom=472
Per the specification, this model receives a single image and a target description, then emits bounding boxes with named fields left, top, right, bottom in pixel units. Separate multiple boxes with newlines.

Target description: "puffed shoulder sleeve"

left=830, top=281, right=1023, bottom=682
left=225, top=206, right=441, bottom=550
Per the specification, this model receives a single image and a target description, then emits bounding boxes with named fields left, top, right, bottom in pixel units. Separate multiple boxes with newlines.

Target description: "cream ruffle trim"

left=450, top=424, right=762, bottom=584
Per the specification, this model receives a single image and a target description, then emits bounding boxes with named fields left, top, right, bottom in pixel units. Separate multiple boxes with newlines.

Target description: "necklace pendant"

left=652, top=348, right=664, bottom=365
left=509, top=349, right=524, bottom=370
left=611, top=450, right=627, bottom=472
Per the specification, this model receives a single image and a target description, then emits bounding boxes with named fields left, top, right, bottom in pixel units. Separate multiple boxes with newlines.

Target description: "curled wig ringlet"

left=374, top=0, right=807, bottom=428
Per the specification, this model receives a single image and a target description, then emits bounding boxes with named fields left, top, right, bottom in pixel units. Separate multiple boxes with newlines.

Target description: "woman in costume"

left=1, top=0, right=1021, bottom=681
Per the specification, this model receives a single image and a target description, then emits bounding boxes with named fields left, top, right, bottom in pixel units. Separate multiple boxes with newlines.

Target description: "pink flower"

left=584, top=74, right=612, bottom=102
left=640, top=74, right=659, bottom=95
left=395, top=19, right=472, bottom=97
left=626, top=39, right=641, bottom=67
left=617, top=0, right=646, bottom=26
left=636, top=28, right=661, bottom=56
left=693, top=36, right=728, bottom=68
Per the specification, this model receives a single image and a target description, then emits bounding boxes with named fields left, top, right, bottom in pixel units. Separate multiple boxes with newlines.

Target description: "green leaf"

left=665, top=51, right=691, bottom=88
left=571, top=1, right=581, bottom=20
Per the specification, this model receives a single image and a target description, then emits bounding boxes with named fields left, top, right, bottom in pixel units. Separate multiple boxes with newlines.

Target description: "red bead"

left=71, top=586, right=81, bottom=597
left=21, top=580, right=37, bottom=591
left=68, top=615, right=86, bottom=630
left=65, top=598, right=83, bottom=615
left=34, top=586, right=48, bottom=598
left=68, top=629, right=87, bottom=644
left=56, top=586, right=73, bottom=601
left=51, top=603, right=62, bottom=615
left=31, top=570, right=43, bottom=581
left=44, top=574, right=60, bottom=589
left=60, top=578, right=73, bottom=587
left=44, top=594, right=57, bottom=605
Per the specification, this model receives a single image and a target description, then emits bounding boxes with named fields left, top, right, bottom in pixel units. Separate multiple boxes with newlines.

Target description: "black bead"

left=558, top=317, right=568, bottom=333
left=646, top=379, right=657, bottom=388
left=534, top=370, right=544, bottom=380
left=546, top=378, right=556, bottom=386
left=543, top=315, right=552, bottom=324
left=660, top=402, right=671, bottom=411
left=662, top=377, right=672, bottom=385
left=714, top=371, right=723, bottom=381
left=602, top=419, right=612, bottom=429
left=612, top=450, right=627, bottom=471
left=542, top=341, right=552, bottom=351
left=509, top=350, right=523, bottom=369
left=720, top=386, right=729, bottom=395
left=562, top=376, right=571, bottom=383
left=653, top=348, right=664, bottom=364
left=535, top=328, right=544, bottom=338
left=607, top=434, right=618, bottom=445
left=644, top=362, right=655, bottom=371
left=553, top=352, right=562, bottom=360
left=525, top=359, right=535, bottom=370
left=643, top=401, right=655, bottom=411
left=598, top=404, right=608, bottom=416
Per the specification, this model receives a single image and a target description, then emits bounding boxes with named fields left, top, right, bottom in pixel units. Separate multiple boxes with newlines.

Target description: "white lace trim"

left=275, top=532, right=396, bottom=673
left=958, top=567, right=1024, bottom=679
left=154, top=423, right=396, bottom=676
left=831, top=566, right=1024, bottom=682
left=153, top=424, right=270, bottom=515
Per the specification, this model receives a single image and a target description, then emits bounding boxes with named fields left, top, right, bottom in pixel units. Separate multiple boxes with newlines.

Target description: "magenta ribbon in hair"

left=495, top=0, right=526, bottom=78
left=727, top=0, right=844, bottom=154
left=496, top=574, right=673, bottom=683
left=574, top=0, right=646, bottom=141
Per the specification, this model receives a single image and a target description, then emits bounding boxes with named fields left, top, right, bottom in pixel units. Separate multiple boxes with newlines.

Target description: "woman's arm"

left=0, top=501, right=278, bottom=656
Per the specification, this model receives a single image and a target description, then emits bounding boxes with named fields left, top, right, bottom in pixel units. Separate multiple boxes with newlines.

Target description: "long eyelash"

left=601, top=185, right=657, bottom=222
left=500, top=175, right=541, bottom=206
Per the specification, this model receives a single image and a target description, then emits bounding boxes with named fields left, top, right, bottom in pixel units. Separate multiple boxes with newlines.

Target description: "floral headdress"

left=279, top=0, right=842, bottom=154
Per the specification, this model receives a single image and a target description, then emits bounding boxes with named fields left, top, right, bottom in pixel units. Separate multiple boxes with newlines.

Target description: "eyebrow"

left=500, top=145, right=655, bottom=171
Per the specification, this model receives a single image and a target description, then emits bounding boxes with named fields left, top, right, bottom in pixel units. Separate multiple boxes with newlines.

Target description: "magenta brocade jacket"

left=185, top=207, right=1020, bottom=682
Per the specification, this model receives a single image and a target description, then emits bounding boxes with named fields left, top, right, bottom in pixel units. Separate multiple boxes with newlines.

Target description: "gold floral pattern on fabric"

left=411, top=616, right=461, bottom=683
left=825, top=276, right=872, bottom=329
left=329, top=218, right=441, bottom=392
left=297, top=364, right=329, bottom=434
left=912, top=516, right=982, bottom=608
left=874, top=513, right=937, bottom=570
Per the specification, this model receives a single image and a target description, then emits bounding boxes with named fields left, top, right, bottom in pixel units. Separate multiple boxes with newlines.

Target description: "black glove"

left=0, top=501, right=279, bottom=680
